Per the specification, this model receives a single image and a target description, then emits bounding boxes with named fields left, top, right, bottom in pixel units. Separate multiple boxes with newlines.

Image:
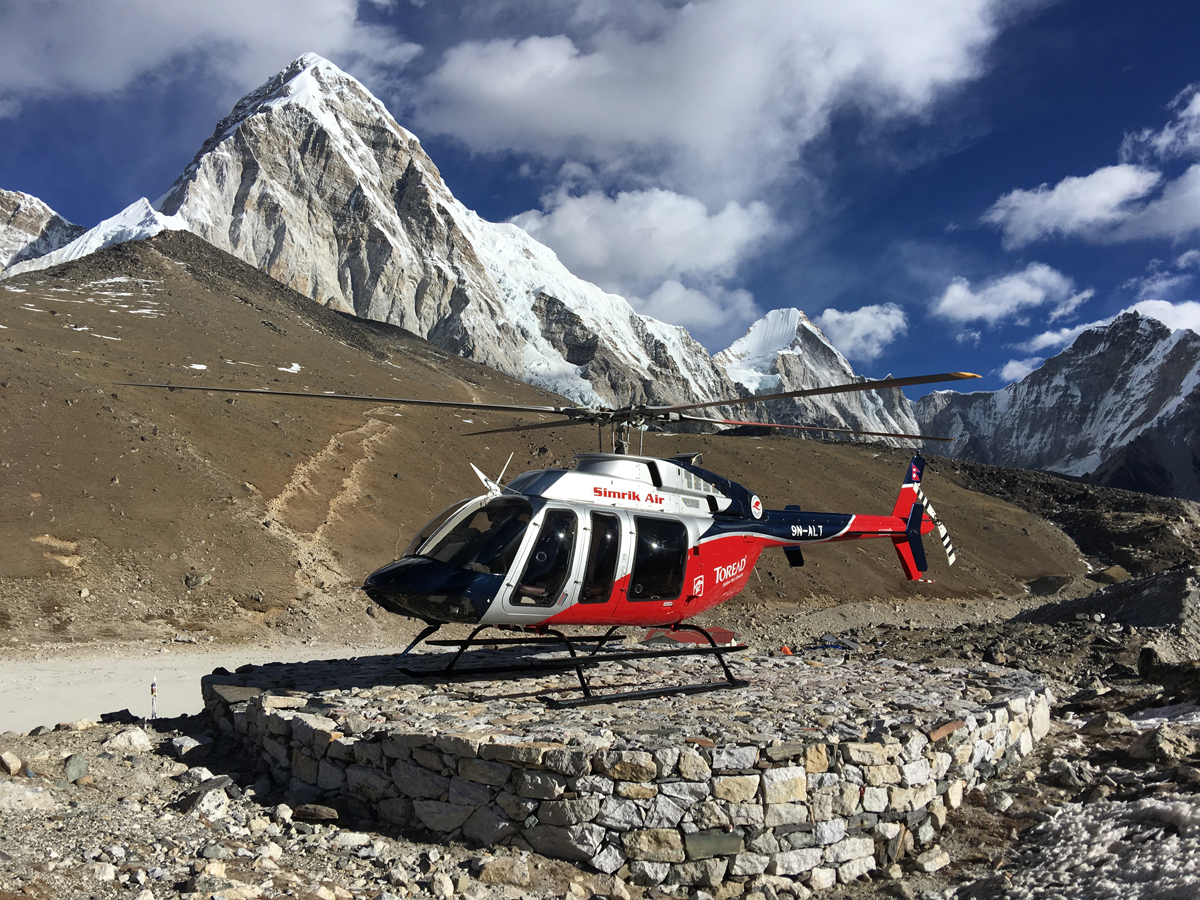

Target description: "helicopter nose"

left=362, top=556, right=500, bottom=624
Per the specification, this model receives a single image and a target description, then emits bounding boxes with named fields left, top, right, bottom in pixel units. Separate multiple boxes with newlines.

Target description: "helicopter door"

left=576, top=512, right=622, bottom=613
left=505, top=508, right=578, bottom=617
left=627, top=516, right=689, bottom=603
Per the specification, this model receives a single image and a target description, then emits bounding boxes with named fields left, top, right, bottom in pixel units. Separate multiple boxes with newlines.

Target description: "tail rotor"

left=890, top=456, right=958, bottom=580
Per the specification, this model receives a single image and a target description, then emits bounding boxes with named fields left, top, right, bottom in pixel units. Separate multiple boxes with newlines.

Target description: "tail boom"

left=697, top=455, right=955, bottom=583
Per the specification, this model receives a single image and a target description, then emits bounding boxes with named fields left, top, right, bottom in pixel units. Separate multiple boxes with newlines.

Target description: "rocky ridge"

left=3, top=197, right=186, bottom=278
left=714, top=309, right=922, bottom=444
left=933, top=455, right=1200, bottom=577
left=0, top=188, right=84, bottom=272
left=917, top=313, right=1200, bottom=500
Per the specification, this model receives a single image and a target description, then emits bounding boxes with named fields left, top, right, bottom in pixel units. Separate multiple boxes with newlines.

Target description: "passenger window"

left=629, top=517, right=688, bottom=601
left=580, top=513, right=621, bottom=604
left=512, top=509, right=577, bottom=607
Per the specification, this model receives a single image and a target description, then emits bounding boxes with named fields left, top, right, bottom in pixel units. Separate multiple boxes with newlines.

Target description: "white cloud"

left=1176, top=249, right=1200, bottom=269
left=814, top=303, right=908, bottom=362
left=634, top=280, right=761, bottom=347
left=956, top=329, right=982, bottom=346
left=985, top=83, right=1200, bottom=247
left=430, top=0, right=1003, bottom=342
left=1124, top=270, right=1192, bottom=304
left=416, top=0, right=1000, bottom=203
left=1013, top=320, right=1105, bottom=354
left=982, top=165, right=1161, bottom=248
left=1128, top=299, right=1200, bottom=334
left=1121, top=83, right=1200, bottom=163
left=510, top=188, right=774, bottom=295
left=0, top=0, right=419, bottom=117
left=1112, top=164, right=1200, bottom=242
left=999, top=357, right=1042, bottom=383
left=931, top=263, right=1093, bottom=325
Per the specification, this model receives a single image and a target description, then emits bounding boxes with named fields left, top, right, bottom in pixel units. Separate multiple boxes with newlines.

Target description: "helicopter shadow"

left=215, top=638, right=711, bottom=708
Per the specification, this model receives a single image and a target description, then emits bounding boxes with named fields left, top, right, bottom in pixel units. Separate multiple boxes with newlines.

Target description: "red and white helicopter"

left=125, top=370, right=977, bottom=704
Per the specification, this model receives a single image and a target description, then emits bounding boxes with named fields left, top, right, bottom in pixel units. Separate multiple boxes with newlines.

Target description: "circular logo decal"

left=750, top=494, right=763, bottom=519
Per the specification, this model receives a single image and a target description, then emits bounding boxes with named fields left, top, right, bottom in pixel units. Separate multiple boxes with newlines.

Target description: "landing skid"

left=396, top=622, right=749, bottom=707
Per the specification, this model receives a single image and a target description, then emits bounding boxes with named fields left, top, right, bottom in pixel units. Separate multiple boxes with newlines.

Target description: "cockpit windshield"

left=404, top=498, right=473, bottom=557
left=417, top=497, right=534, bottom=575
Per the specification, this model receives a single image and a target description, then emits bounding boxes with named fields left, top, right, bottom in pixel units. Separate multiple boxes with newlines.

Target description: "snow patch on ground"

left=947, top=794, right=1200, bottom=899
left=1130, top=702, right=1200, bottom=730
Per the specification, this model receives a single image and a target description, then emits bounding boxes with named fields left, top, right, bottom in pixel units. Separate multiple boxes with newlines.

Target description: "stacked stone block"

left=202, top=658, right=1053, bottom=892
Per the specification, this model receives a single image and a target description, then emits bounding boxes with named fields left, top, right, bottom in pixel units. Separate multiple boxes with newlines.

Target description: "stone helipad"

left=202, top=644, right=1053, bottom=892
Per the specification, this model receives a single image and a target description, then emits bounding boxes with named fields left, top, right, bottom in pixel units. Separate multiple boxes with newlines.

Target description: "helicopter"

left=123, top=369, right=978, bottom=705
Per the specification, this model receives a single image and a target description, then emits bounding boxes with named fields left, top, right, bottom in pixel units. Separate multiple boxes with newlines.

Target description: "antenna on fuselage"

left=497, top=452, right=514, bottom=483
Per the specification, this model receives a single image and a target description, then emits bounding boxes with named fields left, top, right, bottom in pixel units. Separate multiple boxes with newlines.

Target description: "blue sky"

left=3, top=0, right=1200, bottom=393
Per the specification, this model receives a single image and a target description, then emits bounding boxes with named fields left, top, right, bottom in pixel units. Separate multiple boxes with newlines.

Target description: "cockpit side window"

left=580, top=513, right=621, bottom=603
left=420, top=498, right=533, bottom=575
left=629, top=517, right=688, bottom=601
left=512, top=509, right=577, bottom=607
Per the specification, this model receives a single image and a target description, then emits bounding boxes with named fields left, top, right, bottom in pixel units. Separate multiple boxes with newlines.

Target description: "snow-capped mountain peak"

left=916, top=311, right=1200, bottom=498
left=154, top=52, right=742, bottom=409
left=4, top=55, right=926, bottom=445
left=713, top=307, right=922, bottom=442
left=205, top=53, right=415, bottom=147
left=715, top=308, right=845, bottom=392
left=4, top=197, right=185, bottom=278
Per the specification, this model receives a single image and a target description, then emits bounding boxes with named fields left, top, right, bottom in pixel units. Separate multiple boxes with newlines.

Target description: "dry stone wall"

left=201, top=652, right=1053, bottom=893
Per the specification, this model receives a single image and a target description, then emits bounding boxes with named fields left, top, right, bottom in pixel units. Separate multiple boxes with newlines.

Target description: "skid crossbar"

left=396, top=622, right=748, bottom=706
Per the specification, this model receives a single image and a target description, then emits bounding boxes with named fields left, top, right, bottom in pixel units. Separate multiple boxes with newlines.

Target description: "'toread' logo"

left=714, top=558, right=747, bottom=585
left=692, top=575, right=704, bottom=597
left=750, top=494, right=763, bottom=519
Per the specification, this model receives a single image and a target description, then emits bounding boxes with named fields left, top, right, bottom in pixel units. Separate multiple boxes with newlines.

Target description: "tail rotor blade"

left=914, top=483, right=957, bottom=566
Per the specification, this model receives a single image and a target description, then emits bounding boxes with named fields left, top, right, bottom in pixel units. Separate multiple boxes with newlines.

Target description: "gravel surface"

left=2, top=593, right=1200, bottom=900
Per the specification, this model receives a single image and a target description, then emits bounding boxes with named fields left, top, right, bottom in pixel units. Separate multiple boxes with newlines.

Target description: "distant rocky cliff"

left=917, top=313, right=1200, bottom=499
left=0, top=189, right=84, bottom=272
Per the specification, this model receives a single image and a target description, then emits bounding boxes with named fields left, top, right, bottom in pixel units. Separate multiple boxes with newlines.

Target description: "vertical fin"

left=891, top=455, right=926, bottom=518
left=470, top=463, right=503, bottom=497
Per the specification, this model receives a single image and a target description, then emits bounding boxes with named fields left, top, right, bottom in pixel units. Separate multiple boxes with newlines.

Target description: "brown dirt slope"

left=941, top=458, right=1200, bottom=576
left=1, top=232, right=1088, bottom=650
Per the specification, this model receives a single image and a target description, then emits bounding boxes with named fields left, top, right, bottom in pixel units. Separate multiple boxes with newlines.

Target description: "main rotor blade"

left=464, top=418, right=594, bottom=436
left=116, top=382, right=573, bottom=416
left=648, top=371, right=981, bottom=417
left=678, top=414, right=954, bottom=442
